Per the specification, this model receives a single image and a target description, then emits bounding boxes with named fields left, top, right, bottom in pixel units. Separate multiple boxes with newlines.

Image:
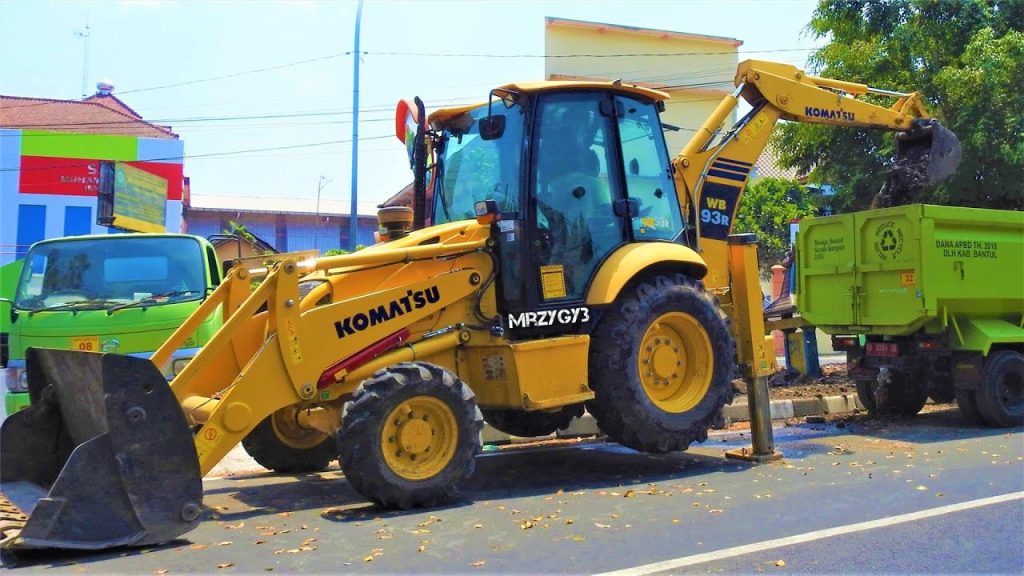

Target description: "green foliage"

left=322, top=245, right=364, bottom=257
left=774, top=0, right=1024, bottom=211
left=734, top=177, right=819, bottom=267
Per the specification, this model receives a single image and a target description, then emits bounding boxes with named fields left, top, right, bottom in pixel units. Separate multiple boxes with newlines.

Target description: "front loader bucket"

left=0, top=349, right=202, bottom=554
left=895, top=119, right=963, bottom=186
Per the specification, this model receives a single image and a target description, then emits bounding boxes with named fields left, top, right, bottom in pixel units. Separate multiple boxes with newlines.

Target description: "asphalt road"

left=5, top=407, right=1022, bottom=574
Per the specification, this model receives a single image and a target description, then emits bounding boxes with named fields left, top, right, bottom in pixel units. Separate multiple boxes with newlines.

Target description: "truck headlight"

left=3, top=367, right=28, bottom=392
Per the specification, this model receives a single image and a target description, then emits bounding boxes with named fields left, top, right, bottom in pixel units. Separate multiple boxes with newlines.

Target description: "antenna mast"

left=74, top=20, right=91, bottom=98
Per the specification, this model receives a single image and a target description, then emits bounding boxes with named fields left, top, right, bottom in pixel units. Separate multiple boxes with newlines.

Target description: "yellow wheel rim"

left=380, top=396, right=458, bottom=481
left=271, top=405, right=330, bottom=450
left=638, top=312, right=714, bottom=413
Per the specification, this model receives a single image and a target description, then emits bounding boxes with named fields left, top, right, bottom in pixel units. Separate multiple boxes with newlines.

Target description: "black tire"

left=855, top=372, right=928, bottom=416
left=955, top=388, right=985, bottom=425
left=586, top=274, right=735, bottom=453
left=975, top=351, right=1024, bottom=427
left=481, top=405, right=584, bottom=438
left=855, top=379, right=878, bottom=413
left=241, top=406, right=337, bottom=473
left=338, top=362, right=483, bottom=509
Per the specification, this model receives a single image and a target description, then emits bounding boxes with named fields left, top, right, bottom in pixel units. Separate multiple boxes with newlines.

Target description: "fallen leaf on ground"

left=594, top=522, right=611, bottom=529
left=156, top=570, right=169, bottom=575
left=624, top=490, right=636, bottom=498
left=520, top=520, right=535, bottom=530
left=709, top=509, right=723, bottom=514
left=217, top=541, right=232, bottom=546
left=474, top=524, right=484, bottom=529
left=277, top=512, right=292, bottom=517
left=565, top=519, right=575, bottom=525
left=417, top=545, right=427, bottom=552
left=216, top=563, right=234, bottom=569
left=471, top=560, right=486, bottom=567
left=774, top=560, right=786, bottom=567
left=189, top=544, right=209, bottom=550
left=224, top=522, right=245, bottom=530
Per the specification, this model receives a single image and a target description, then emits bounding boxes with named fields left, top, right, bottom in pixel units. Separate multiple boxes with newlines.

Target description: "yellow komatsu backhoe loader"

left=0, top=60, right=959, bottom=553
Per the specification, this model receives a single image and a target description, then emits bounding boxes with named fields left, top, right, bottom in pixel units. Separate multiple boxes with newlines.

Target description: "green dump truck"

left=2, top=234, right=225, bottom=415
left=797, top=204, right=1023, bottom=427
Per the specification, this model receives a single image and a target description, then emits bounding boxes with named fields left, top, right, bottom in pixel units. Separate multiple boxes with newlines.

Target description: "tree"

left=734, top=177, right=819, bottom=268
left=774, top=0, right=1024, bottom=211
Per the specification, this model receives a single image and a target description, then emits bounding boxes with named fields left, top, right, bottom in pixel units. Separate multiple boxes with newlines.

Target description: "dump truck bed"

left=797, top=204, right=1024, bottom=336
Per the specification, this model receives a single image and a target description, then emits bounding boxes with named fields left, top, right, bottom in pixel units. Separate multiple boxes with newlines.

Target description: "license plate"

left=70, top=336, right=100, bottom=352
left=866, top=342, right=899, bottom=357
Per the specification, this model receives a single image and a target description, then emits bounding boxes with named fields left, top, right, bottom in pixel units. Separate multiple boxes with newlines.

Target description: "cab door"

left=502, top=92, right=627, bottom=337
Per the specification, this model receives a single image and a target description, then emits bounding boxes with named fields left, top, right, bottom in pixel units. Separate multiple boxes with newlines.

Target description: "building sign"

left=98, top=162, right=168, bottom=232
left=18, top=156, right=102, bottom=196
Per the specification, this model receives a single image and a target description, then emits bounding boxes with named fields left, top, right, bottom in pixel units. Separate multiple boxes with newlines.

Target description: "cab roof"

left=427, top=80, right=670, bottom=125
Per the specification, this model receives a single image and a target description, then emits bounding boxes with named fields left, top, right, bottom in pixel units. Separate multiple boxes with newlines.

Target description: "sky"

left=0, top=0, right=823, bottom=213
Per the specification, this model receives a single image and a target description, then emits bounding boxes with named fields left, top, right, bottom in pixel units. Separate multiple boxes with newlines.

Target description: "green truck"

left=797, top=204, right=1023, bottom=427
left=2, top=233, right=225, bottom=414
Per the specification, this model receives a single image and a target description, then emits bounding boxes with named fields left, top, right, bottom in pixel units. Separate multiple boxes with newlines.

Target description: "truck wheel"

left=242, top=405, right=337, bottom=473
left=975, top=351, right=1024, bottom=427
left=338, top=362, right=483, bottom=509
left=586, top=274, right=734, bottom=453
left=855, top=380, right=878, bottom=413
left=481, top=405, right=583, bottom=438
left=955, top=389, right=985, bottom=425
left=856, top=375, right=928, bottom=416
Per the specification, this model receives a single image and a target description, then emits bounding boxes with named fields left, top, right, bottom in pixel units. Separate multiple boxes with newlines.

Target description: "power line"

left=0, top=47, right=820, bottom=109
left=0, top=135, right=395, bottom=173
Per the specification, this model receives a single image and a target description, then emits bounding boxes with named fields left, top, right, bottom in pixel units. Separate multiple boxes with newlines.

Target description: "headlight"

left=3, top=367, right=28, bottom=392
left=171, top=357, right=192, bottom=377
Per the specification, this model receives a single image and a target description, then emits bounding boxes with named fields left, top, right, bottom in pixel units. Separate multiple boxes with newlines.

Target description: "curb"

left=481, top=394, right=867, bottom=445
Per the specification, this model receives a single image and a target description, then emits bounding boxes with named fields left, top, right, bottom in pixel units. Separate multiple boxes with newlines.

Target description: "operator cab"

left=399, top=82, right=685, bottom=338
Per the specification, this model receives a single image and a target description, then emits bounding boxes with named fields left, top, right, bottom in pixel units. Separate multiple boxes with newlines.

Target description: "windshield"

left=14, top=236, right=207, bottom=311
left=432, top=102, right=524, bottom=224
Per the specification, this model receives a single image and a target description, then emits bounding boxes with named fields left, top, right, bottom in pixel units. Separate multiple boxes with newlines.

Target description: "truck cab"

left=2, top=233, right=224, bottom=414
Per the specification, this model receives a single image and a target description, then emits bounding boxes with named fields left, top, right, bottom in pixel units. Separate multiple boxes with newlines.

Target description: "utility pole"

left=74, top=19, right=91, bottom=98
left=314, top=175, right=331, bottom=251
left=348, top=0, right=364, bottom=251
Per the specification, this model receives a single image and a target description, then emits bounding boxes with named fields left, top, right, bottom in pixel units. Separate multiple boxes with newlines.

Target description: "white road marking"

left=594, top=491, right=1024, bottom=576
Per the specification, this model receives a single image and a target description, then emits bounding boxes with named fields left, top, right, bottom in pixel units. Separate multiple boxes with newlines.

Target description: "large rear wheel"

left=242, top=405, right=336, bottom=473
left=586, top=274, right=734, bottom=453
left=338, top=362, right=483, bottom=509
left=975, top=351, right=1024, bottom=427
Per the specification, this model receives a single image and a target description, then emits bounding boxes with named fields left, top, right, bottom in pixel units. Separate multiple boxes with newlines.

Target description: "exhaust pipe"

left=1, top=349, right=202, bottom=553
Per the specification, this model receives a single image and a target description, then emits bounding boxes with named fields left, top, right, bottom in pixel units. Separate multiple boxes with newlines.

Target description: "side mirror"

left=479, top=115, right=506, bottom=141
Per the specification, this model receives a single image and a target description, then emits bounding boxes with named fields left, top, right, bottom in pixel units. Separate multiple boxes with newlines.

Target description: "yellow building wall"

left=544, top=18, right=741, bottom=156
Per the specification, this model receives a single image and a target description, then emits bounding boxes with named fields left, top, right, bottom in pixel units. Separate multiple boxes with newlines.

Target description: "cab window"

left=616, top=95, right=683, bottom=241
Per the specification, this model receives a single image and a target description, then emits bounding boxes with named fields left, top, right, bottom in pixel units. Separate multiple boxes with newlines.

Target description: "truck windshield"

left=433, top=102, right=524, bottom=224
left=14, top=236, right=206, bottom=311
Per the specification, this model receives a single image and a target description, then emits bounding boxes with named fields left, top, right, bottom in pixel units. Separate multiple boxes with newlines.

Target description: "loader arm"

left=672, top=59, right=958, bottom=292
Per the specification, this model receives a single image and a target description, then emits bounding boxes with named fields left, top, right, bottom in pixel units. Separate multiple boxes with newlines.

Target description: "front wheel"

left=586, top=274, right=734, bottom=453
left=338, top=362, right=483, bottom=509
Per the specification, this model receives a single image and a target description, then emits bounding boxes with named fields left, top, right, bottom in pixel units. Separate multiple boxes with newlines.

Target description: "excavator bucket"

left=0, top=349, right=202, bottom=554
left=894, top=119, right=963, bottom=187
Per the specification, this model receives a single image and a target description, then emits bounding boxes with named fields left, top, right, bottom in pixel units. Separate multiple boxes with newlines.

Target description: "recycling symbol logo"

left=879, top=230, right=898, bottom=252
left=873, top=221, right=904, bottom=261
